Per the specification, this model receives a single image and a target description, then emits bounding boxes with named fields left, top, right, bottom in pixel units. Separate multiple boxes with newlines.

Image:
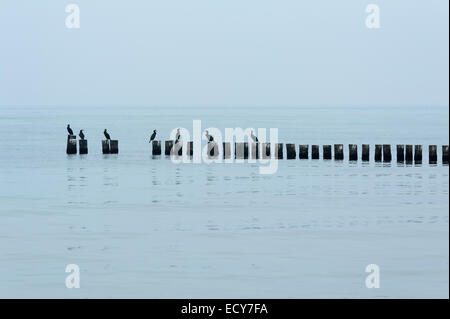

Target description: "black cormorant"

left=205, top=130, right=214, bottom=142
left=79, top=130, right=85, bottom=140
left=175, top=128, right=181, bottom=144
left=251, top=130, right=258, bottom=142
left=104, top=129, right=111, bottom=140
left=67, top=124, right=74, bottom=136
left=149, top=130, right=157, bottom=143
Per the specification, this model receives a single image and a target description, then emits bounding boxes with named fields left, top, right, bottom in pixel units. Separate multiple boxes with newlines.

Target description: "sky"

left=0, top=0, right=448, bottom=107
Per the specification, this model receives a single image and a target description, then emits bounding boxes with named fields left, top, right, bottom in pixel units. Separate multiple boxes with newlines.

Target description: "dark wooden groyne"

left=443, top=145, right=449, bottom=164
left=79, top=140, right=88, bottom=154
left=66, top=135, right=88, bottom=154
left=349, top=144, right=358, bottom=161
left=150, top=141, right=449, bottom=165
left=152, top=140, right=162, bottom=155
left=362, top=144, right=370, bottom=161
left=102, top=140, right=119, bottom=154
left=299, top=145, right=309, bottom=159
left=66, top=135, right=77, bottom=154
left=66, top=137, right=449, bottom=165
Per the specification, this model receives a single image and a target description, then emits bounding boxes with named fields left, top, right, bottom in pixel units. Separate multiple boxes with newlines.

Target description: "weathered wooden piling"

left=414, top=145, right=422, bottom=164
left=66, top=135, right=77, bottom=154
left=152, top=140, right=162, bottom=155
left=208, top=141, right=219, bottom=158
left=223, top=142, right=231, bottom=159
left=299, top=145, right=309, bottom=159
left=250, top=143, right=259, bottom=159
left=244, top=142, right=249, bottom=159
left=383, top=144, right=392, bottom=162
left=374, top=145, right=382, bottom=162
left=79, top=140, right=88, bottom=154
left=286, top=144, right=296, bottom=159
left=362, top=144, right=370, bottom=162
left=311, top=145, right=319, bottom=159
left=172, top=141, right=182, bottom=156
left=276, top=143, right=283, bottom=159
left=429, top=145, right=437, bottom=164
left=396, top=145, right=405, bottom=163
left=235, top=142, right=249, bottom=159
left=187, top=141, right=193, bottom=156
left=235, top=143, right=243, bottom=159
left=405, top=145, right=413, bottom=163
left=443, top=145, right=449, bottom=165
left=334, top=144, right=344, bottom=160
left=261, top=143, right=271, bottom=159
left=110, top=140, right=119, bottom=154
left=165, top=141, right=173, bottom=156
left=349, top=144, right=358, bottom=161
left=102, top=140, right=110, bottom=154
left=323, top=145, right=332, bottom=160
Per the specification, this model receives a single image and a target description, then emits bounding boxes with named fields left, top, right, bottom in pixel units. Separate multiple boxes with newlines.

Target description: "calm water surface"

left=0, top=105, right=448, bottom=298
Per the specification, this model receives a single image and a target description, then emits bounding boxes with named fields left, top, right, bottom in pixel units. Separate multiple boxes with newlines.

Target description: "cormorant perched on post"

left=149, top=130, right=157, bottom=143
left=67, top=124, right=74, bottom=136
left=251, top=130, right=258, bottom=142
left=205, top=130, right=214, bottom=142
left=175, top=128, right=181, bottom=144
left=79, top=130, right=85, bottom=140
left=104, top=129, right=111, bottom=140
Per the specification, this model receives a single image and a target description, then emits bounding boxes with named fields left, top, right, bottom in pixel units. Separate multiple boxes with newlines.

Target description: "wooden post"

left=235, top=143, right=241, bottom=159
left=414, top=145, right=422, bottom=164
left=323, top=145, right=332, bottom=160
left=362, top=144, right=370, bottom=162
left=102, top=140, right=110, bottom=154
left=244, top=142, right=249, bottom=159
left=208, top=141, right=219, bottom=158
left=349, top=144, right=358, bottom=161
left=334, top=144, right=344, bottom=160
left=110, top=140, right=119, bottom=154
left=172, top=141, right=182, bottom=156
left=79, top=140, right=88, bottom=154
left=383, top=144, right=392, bottom=162
left=286, top=144, right=296, bottom=159
left=429, top=145, right=437, bottom=164
left=152, top=140, right=161, bottom=155
left=165, top=141, right=173, bottom=156
left=234, top=142, right=249, bottom=159
left=405, top=145, right=413, bottom=163
left=375, top=145, right=382, bottom=162
left=311, top=145, right=319, bottom=159
left=261, top=143, right=270, bottom=159
left=443, top=145, right=449, bottom=165
left=235, top=142, right=244, bottom=159
left=250, top=143, right=259, bottom=159
left=397, top=145, right=405, bottom=163
left=66, top=135, right=77, bottom=154
left=276, top=143, right=283, bottom=159
left=223, top=142, right=231, bottom=159
left=187, top=141, right=193, bottom=156
left=299, top=145, right=309, bottom=159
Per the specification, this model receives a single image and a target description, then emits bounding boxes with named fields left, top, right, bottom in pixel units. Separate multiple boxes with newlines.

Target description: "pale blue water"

left=0, top=105, right=448, bottom=298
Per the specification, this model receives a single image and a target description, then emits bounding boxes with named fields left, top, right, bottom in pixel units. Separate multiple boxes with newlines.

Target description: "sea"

left=0, top=105, right=448, bottom=298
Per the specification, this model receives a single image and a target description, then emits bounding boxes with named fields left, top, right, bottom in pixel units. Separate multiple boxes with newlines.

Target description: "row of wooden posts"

left=66, top=136, right=449, bottom=164
left=154, top=141, right=449, bottom=164
left=66, top=135, right=118, bottom=154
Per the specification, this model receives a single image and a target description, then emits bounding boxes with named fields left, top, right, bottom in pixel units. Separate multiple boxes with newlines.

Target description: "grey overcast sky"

left=0, top=0, right=448, bottom=107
